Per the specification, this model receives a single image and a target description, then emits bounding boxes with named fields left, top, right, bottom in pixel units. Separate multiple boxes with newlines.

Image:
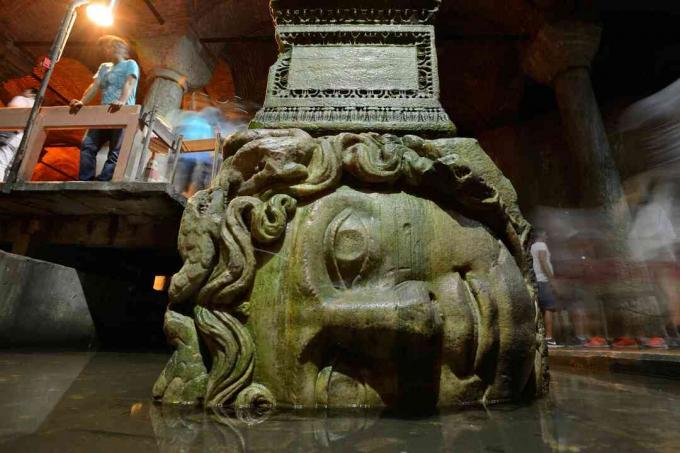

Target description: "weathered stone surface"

left=136, top=32, right=214, bottom=92
left=152, top=310, right=208, bottom=405
left=288, top=46, right=418, bottom=91
left=270, top=0, right=443, bottom=24
left=137, top=31, right=214, bottom=123
left=0, top=251, right=95, bottom=348
left=143, top=71, right=187, bottom=120
left=154, top=128, right=546, bottom=410
left=251, top=0, right=455, bottom=136
left=155, top=0, right=545, bottom=411
left=524, top=21, right=602, bottom=86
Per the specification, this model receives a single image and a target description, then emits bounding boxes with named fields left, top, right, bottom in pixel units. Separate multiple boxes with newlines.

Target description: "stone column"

left=525, top=22, right=666, bottom=340
left=136, top=31, right=214, bottom=117
left=132, top=32, right=214, bottom=180
left=524, top=22, right=625, bottom=216
left=143, top=68, right=189, bottom=119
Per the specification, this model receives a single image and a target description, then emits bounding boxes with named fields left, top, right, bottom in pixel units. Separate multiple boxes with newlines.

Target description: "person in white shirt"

left=531, top=229, right=558, bottom=346
left=0, top=88, right=37, bottom=182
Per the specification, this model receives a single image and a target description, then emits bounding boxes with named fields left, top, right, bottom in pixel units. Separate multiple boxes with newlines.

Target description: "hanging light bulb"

left=86, top=2, right=114, bottom=27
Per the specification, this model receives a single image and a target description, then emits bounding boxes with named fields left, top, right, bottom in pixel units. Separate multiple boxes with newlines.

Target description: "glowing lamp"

left=87, top=3, right=114, bottom=26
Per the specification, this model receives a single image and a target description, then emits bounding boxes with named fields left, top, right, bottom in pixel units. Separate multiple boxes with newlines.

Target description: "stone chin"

left=248, top=187, right=537, bottom=409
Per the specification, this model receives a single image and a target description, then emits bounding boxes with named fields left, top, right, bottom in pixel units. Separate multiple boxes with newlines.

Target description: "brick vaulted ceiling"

left=0, top=0, right=274, bottom=67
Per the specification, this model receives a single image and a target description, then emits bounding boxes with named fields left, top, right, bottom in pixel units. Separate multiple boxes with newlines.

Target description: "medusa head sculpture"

left=153, top=129, right=547, bottom=411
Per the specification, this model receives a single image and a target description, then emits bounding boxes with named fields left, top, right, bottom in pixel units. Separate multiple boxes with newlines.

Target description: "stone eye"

left=324, top=209, right=371, bottom=289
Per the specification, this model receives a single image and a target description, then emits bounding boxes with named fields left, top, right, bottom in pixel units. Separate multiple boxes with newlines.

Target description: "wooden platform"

left=0, top=181, right=185, bottom=216
left=550, top=347, right=680, bottom=379
left=0, top=182, right=187, bottom=252
left=0, top=105, right=142, bottom=182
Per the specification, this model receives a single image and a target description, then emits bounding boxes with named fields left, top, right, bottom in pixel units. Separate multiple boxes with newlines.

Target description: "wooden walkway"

left=0, top=181, right=185, bottom=216
left=0, top=104, right=223, bottom=254
left=0, top=182, right=186, bottom=253
left=550, top=347, right=680, bottom=379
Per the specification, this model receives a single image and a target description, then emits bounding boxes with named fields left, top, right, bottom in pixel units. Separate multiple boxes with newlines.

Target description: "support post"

left=167, top=135, right=183, bottom=187
left=2, top=0, right=88, bottom=191
left=136, top=106, right=157, bottom=181
left=210, top=133, right=221, bottom=185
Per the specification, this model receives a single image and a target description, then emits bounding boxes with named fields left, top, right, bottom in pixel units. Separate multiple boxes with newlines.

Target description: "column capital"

left=524, top=21, right=602, bottom=86
left=148, top=67, right=189, bottom=93
left=135, top=31, right=213, bottom=90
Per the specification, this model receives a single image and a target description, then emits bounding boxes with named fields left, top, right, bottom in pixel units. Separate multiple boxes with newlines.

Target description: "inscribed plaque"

left=288, top=46, right=418, bottom=91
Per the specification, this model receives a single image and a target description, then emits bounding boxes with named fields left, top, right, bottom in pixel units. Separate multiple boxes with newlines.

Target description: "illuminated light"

left=153, top=275, right=167, bottom=292
left=86, top=3, right=114, bottom=27
left=130, top=402, right=143, bottom=416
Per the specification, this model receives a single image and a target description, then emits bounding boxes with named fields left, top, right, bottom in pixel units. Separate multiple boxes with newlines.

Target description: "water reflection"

left=149, top=404, right=552, bottom=452
left=147, top=370, right=680, bottom=452
left=2, top=353, right=680, bottom=452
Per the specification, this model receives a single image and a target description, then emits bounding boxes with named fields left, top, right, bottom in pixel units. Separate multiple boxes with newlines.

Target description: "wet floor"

left=0, top=352, right=679, bottom=452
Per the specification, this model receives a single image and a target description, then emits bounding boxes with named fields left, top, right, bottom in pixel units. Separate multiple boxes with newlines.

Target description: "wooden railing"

left=0, top=104, right=225, bottom=188
left=0, top=105, right=140, bottom=182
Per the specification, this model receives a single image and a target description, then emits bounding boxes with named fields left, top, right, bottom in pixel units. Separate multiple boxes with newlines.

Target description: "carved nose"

left=391, top=280, right=443, bottom=337
left=322, top=280, right=443, bottom=338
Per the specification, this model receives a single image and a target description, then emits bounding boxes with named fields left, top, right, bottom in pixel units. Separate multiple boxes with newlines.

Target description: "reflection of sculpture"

left=153, top=129, right=547, bottom=410
left=149, top=393, right=557, bottom=452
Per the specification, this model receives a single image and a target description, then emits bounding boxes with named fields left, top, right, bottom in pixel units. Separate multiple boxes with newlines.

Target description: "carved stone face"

left=248, top=186, right=537, bottom=409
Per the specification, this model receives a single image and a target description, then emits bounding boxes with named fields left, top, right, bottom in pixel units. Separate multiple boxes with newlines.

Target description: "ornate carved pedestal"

left=252, top=0, right=455, bottom=136
left=154, top=0, right=547, bottom=413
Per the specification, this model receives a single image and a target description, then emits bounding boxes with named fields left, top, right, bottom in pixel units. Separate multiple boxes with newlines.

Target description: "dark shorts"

left=537, top=282, right=558, bottom=311
left=557, top=285, right=588, bottom=312
left=173, top=157, right=212, bottom=193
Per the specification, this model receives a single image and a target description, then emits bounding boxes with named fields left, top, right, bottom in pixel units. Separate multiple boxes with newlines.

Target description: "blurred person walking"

left=171, top=111, right=215, bottom=197
left=531, top=229, right=559, bottom=347
left=628, top=177, right=679, bottom=346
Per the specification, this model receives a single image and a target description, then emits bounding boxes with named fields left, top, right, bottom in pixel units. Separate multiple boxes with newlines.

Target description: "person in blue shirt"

left=172, top=112, right=214, bottom=197
left=70, top=35, right=140, bottom=181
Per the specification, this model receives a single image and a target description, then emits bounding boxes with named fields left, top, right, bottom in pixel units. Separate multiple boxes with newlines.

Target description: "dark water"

left=0, top=352, right=679, bottom=452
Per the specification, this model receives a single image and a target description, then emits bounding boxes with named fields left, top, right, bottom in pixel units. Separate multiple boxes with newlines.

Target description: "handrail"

left=0, top=105, right=140, bottom=184
left=0, top=108, right=32, bottom=131
left=0, top=104, right=226, bottom=193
